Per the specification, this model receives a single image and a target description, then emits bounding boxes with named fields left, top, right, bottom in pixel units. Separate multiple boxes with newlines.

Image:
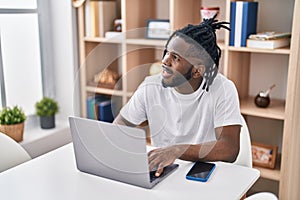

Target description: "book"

left=248, top=32, right=291, bottom=40
left=234, top=1, right=243, bottom=47
left=246, top=37, right=290, bottom=49
left=85, top=0, right=91, bottom=36
left=86, top=96, right=97, bottom=119
left=229, top=2, right=236, bottom=46
left=97, top=100, right=115, bottom=123
left=230, top=1, right=258, bottom=47
left=85, top=0, right=99, bottom=37
left=86, top=95, right=110, bottom=119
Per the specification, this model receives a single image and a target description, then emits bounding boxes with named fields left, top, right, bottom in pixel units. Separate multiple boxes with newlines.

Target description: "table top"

left=0, top=143, right=259, bottom=200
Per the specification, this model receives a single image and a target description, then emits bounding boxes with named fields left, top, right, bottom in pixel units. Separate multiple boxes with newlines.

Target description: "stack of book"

left=246, top=32, right=291, bottom=49
left=86, top=95, right=115, bottom=123
left=229, top=1, right=258, bottom=47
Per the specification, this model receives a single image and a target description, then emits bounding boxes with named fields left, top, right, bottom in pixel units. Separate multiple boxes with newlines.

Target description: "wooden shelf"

left=254, top=166, right=280, bottom=181
left=217, top=41, right=225, bottom=50
left=84, top=37, right=167, bottom=47
left=86, top=86, right=124, bottom=96
left=254, top=154, right=281, bottom=181
left=240, top=97, right=285, bottom=120
left=76, top=0, right=300, bottom=197
left=126, top=38, right=166, bottom=47
left=84, top=37, right=122, bottom=44
left=125, top=91, right=134, bottom=97
left=124, top=39, right=226, bottom=49
left=228, top=46, right=290, bottom=55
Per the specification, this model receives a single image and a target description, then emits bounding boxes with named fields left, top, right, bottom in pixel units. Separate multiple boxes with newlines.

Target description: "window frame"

left=0, top=2, right=53, bottom=116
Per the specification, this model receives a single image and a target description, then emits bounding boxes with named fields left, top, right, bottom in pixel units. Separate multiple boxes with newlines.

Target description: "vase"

left=40, top=115, right=55, bottom=129
left=254, top=93, right=271, bottom=108
left=0, top=122, right=25, bottom=142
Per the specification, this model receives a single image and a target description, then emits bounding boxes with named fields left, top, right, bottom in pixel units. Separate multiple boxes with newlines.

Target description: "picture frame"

left=146, top=19, right=170, bottom=39
left=251, top=142, right=278, bottom=169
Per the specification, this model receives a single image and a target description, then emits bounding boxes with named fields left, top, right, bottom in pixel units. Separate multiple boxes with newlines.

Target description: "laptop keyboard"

left=149, top=170, right=162, bottom=182
left=149, top=164, right=179, bottom=183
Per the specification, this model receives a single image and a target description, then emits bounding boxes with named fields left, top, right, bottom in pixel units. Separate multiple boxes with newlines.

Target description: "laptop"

left=69, top=116, right=179, bottom=189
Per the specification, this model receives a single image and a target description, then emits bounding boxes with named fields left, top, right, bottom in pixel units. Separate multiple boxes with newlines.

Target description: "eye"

left=163, top=50, right=181, bottom=62
left=172, top=54, right=180, bottom=62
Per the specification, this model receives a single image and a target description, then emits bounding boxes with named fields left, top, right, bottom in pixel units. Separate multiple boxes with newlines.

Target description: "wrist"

left=173, top=144, right=190, bottom=158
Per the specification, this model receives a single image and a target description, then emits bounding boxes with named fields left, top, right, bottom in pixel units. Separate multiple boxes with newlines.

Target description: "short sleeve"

left=120, top=82, right=147, bottom=125
left=214, top=80, right=243, bottom=128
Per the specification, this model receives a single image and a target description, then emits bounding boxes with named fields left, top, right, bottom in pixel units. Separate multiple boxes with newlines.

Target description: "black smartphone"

left=186, top=161, right=216, bottom=182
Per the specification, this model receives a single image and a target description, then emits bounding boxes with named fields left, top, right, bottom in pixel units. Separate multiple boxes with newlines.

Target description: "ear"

left=193, top=65, right=205, bottom=78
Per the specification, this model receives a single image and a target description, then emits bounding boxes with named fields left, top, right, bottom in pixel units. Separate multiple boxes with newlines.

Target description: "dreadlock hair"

left=165, top=15, right=230, bottom=91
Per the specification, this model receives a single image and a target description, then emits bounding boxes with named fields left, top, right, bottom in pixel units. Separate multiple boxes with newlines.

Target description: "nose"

left=162, top=51, right=171, bottom=66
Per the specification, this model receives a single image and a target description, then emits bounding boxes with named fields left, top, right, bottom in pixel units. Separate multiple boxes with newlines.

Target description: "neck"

left=175, top=76, right=203, bottom=94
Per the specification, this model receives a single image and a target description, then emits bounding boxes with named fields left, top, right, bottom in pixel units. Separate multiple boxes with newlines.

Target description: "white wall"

left=48, top=0, right=80, bottom=120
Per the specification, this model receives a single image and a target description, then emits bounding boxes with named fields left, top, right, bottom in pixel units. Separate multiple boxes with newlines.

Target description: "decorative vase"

left=254, top=92, right=271, bottom=108
left=40, top=115, right=55, bottom=129
left=0, top=122, right=25, bottom=142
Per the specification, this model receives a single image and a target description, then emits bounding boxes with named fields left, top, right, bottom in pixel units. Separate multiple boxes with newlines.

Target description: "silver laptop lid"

left=69, top=116, right=152, bottom=188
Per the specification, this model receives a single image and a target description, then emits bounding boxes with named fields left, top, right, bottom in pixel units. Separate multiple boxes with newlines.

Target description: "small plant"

left=35, top=97, right=59, bottom=117
left=0, top=106, right=27, bottom=125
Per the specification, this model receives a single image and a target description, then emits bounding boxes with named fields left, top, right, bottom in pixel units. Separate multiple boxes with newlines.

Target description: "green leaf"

left=35, top=97, right=59, bottom=117
left=0, top=106, right=27, bottom=125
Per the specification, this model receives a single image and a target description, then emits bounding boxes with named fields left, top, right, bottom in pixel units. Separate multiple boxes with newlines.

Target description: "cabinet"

left=224, top=0, right=300, bottom=199
left=74, top=0, right=300, bottom=198
left=76, top=0, right=201, bottom=116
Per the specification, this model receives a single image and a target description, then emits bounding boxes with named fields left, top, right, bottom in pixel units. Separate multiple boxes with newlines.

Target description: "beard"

left=162, top=65, right=193, bottom=88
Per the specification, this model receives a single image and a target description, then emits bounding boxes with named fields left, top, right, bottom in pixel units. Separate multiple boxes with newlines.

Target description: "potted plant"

left=0, top=106, right=27, bottom=142
left=35, top=97, right=59, bottom=129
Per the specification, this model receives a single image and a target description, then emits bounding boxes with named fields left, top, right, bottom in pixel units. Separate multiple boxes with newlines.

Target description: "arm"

left=113, top=114, right=136, bottom=127
left=113, top=114, right=149, bottom=132
left=148, top=125, right=240, bottom=176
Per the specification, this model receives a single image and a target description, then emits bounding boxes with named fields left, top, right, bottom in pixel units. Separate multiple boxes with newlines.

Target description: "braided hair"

left=166, top=15, right=230, bottom=91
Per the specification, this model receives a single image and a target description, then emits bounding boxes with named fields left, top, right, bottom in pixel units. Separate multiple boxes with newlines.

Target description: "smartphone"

left=186, top=161, right=216, bottom=182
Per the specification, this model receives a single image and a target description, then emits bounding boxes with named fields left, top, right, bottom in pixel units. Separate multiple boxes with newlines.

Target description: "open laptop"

left=69, top=116, right=179, bottom=189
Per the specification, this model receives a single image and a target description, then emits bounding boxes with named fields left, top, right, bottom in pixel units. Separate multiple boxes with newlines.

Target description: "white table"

left=0, top=144, right=259, bottom=200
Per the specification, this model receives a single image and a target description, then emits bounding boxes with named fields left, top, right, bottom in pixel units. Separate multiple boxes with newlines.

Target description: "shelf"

left=228, top=46, right=290, bottom=55
left=125, top=91, right=134, bottom=97
left=253, top=154, right=281, bottom=181
left=84, top=37, right=122, bottom=44
left=86, top=86, right=125, bottom=96
left=126, top=38, right=166, bottom=47
left=217, top=41, right=225, bottom=50
left=254, top=166, right=280, bottom=181
left=84, top=37, right=167, bottom=47
left=125, top=39, right=226, bottom=49
left=82, top=38, right=227, bottom=51
left=240, top=97, right=285, bottom=120
left=76, top=0, right=300, bottom=197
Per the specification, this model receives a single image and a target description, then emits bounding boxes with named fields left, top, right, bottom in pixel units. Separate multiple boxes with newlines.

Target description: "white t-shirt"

left=120, top=73, right=242, bottom=147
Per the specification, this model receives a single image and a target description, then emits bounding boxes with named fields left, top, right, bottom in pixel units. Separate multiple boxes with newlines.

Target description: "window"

left=0, top=0, right=37, bottom=9
left=0, top=1, right=43, bottom=115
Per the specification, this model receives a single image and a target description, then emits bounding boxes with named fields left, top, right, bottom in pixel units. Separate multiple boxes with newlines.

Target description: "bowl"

left=200, top=7, right=220, bottom=20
